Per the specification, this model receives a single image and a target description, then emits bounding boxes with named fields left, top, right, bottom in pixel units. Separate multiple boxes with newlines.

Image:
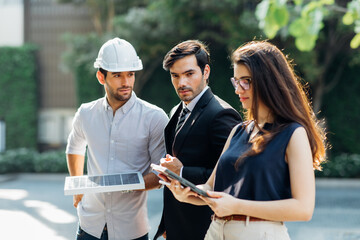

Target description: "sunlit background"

left=1, top=0, right=360, bottom=239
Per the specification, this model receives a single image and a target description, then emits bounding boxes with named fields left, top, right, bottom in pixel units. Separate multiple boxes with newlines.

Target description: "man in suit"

left=154, top=40, right=242, bottom=240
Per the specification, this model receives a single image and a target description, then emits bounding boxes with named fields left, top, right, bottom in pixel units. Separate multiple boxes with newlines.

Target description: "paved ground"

left=0, top=174, right=359, bottom=240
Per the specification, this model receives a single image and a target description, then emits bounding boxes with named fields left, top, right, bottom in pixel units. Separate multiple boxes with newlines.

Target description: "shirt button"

left=111, top=157, right=114, bottom=160
left=107, top=209, right=111, bottom=213
left=110, top=140, right=114, bottom=143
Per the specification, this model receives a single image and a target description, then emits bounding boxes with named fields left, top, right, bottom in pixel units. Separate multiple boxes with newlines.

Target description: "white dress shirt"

left=66, top=92, right=169, bottom=240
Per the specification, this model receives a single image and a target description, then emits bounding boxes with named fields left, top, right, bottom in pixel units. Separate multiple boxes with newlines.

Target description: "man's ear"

left=203, top=64, right=210, bottom=81
left=96, top=70, right=105, bottom=85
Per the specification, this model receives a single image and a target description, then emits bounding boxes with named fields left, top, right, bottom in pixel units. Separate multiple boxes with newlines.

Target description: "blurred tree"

left=112, top=0, right=261, bottom=93
left=61, top=0, right=263, bottom=105
left=61, top=0, right=359, bottom=113
left=58, top=0, right=360, bottom=172
left=256, top=0, right=360, bottom=112
left=58, top=0, right=147, bottom=35
left=60, top=0, right=149, bottom=104
left=256, top=0, right=360, bottom=51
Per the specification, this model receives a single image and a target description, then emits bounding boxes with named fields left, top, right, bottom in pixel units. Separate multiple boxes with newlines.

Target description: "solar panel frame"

left=64, top=172, right=145, bottom=195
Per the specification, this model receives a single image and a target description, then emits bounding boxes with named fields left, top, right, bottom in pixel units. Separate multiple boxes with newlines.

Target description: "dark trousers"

left=76, top=225, right=149, bottom=240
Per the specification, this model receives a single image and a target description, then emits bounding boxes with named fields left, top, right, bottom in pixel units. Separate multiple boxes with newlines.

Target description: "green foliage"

left=75, top=63, right=103, bottom=105
left=60, top=0, right=360, bottom=179
left=33, top=150, right=68, bottom=173
left=0, top=148, right=67, bottom=173
left=350, top=33, right=360, bottom=48
left=0, top=45, right=38, bottom=149
left=256, top=0, right=360, bottom=51
left=288, top=0, right=329, bottom=51
left=0, top=148, right=37, bottom=173
left=256, top=0, right=289, bottom=39
left=61, top=33, right=104, bottom=105
left=321, top=66, right=360, bottom=155
left=62, top=0, right=261, bottom=109
left=342, top=0, right=360, bottom=48
left=316, top=153, right=360, bottom=178
left=116, top=0, right=260, bottom=111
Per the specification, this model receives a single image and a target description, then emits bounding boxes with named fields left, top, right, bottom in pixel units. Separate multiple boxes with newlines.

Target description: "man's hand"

left=160, top=154, right=183, bottom=175
left=73, top=194, right=83, bottom=208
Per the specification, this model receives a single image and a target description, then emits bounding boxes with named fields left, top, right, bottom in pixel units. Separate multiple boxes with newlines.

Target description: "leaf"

left=350, top=33, right=360, bottom=48
left=275, top=0, right=287, bottom=6
left=289, top=18, right=308, bottom=37
left=343, top=12, right=355, bottom=25
left=263, top=4, right=289, bottom=39
left=264, top=23, right=280, bottom=39
left=320, top=0, right=335, bottom=5
left=264, top=13, right=281, bottom=38
left=255, top=0, right=270, bottom=23
left=295, top=34, right=317, bottom=51
left=294, top=0, right=303, bottom=5
left=308, top=8, right=324, bottom=35
left=302, top=2, right=320, bottom=17
left=355, top=20, right=360, bottom=33
left=273, top=6, right=289, bottom=26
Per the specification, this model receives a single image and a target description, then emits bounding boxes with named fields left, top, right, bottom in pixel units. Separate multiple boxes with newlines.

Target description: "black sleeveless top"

left=214, top=121, right=302, bottom=201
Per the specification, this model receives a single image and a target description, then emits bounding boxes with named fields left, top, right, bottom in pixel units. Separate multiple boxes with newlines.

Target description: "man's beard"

left=110, top=87, right=132, bottom=101
left=177, top=86, right=194, bottom=102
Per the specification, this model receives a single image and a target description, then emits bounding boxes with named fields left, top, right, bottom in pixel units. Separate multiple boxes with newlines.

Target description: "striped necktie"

left=175, top=107, right=190, bottom=133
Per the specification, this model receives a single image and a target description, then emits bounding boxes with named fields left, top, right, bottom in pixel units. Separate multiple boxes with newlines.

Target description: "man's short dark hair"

left=163, top=40, right=210, bottom=73
left=99, top=68, right=108, bottom=79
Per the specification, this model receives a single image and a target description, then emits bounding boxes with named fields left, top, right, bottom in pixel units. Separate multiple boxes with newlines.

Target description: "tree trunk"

left=311, top=29, right=352, bottom=114
left=134, top=58, right=163, bottom=95
left=312, top=78, right=324, bottom=114
left=106, top=0, right=115, bottom=33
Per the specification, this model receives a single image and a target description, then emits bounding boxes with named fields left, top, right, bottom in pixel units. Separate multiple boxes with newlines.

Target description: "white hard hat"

left=94, top=38, right=143, bottom=72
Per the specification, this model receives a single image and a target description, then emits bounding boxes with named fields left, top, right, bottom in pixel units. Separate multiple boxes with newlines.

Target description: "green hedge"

left=61, top=33, right=104, bottom=106
left=0, top=148, right=359, bottom=177
left=75, top=63, right=103, bottom=105
left=316, top=153, right=360, bottom=178
left=0, top=148, right=67, bottom=173
left=0, top=45, right=38, bottom=149
left=321, top=65, right=360, bottom=155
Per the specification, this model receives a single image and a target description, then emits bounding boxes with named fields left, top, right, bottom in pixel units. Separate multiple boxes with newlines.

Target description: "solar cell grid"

left=64, top=172, right=145, bottom=195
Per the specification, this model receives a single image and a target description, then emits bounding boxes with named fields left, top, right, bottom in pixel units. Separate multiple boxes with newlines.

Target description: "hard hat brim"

left=94, top=60, right=143, bottom=72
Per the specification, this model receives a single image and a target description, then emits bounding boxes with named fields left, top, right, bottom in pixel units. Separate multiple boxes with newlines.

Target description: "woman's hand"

left=200, top=191, right=241, bottom=217
left=168, top=180, right=199, bottom=203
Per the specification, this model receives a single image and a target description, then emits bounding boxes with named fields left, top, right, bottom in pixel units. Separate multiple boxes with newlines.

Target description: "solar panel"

left=64, top=172, right=145, bottom=195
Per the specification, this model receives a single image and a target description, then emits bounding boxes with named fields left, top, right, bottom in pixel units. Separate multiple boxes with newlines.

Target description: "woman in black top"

left=166, top=41, right=327, bottom=240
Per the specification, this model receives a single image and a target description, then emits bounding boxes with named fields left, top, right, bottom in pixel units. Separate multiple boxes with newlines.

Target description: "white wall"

left=38, top=109, right=76, bottom=146
left=0, top=0, right=24, bottom=46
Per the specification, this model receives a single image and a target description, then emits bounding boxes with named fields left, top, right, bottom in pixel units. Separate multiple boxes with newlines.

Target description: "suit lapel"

left=165, top=104, right=182, bottom=154
left=172, top=88, right=214, bottom=156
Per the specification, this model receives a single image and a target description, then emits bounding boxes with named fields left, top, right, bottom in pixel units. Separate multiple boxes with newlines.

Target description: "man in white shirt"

left=66, top=38, right=169, bottom=240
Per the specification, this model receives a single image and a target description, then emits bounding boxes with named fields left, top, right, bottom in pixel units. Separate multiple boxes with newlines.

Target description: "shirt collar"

left=102, top=95, right=111, bottom=111
left=102, top=91, right=137, bottom=114
left=182, top=85, right=209, bottom=111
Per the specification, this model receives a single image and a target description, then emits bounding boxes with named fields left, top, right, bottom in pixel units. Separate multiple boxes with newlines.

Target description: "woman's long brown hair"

left=232, top=41, right=326, bottom=170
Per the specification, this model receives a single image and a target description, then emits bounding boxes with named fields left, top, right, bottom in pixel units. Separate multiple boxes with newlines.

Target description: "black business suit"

left=154, top=88, right=241, bottom=240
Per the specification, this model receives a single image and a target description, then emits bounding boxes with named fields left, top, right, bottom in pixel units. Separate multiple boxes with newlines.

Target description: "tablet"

left=151, top=163, right=209, bottom=197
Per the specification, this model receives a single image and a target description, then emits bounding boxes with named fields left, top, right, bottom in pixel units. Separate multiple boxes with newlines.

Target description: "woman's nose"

left=235, top=85, right=244, bottom=95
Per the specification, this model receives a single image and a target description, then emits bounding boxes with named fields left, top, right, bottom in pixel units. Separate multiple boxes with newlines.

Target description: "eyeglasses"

left=230, top=77, right=252, bottom=90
